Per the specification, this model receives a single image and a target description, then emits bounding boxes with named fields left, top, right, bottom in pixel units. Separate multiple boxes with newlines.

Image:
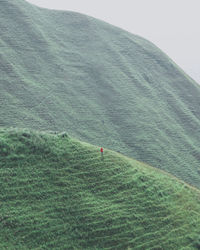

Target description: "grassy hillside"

left=0, top=128, right=200, bottom=249
left=1, top=0, right=200, bottom=189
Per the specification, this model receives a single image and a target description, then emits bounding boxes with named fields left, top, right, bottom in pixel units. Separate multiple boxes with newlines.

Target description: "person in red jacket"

left=100, top=147, right=103, bottom=159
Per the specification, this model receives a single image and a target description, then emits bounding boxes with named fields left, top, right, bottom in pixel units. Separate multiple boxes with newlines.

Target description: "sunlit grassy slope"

left=1, top=0, right=200, bottom=188
left=0, top=128, right=200, bottom=249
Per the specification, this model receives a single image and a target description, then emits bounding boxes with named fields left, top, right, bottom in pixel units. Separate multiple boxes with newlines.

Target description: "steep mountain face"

left=0, top=128, right=200, bottom=249
left=1, top=0, right=200, bottom=188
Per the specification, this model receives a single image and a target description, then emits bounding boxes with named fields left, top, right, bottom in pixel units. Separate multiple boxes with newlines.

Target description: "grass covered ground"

left=1, top=0, right=200, bottom=189
left=0, top=128, right=200, bottom=249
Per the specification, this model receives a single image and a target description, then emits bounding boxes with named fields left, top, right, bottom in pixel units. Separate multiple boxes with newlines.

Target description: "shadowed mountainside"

left=1, top=0, right=200, bottom=188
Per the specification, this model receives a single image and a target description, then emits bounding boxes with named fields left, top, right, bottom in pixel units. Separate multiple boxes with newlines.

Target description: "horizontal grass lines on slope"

left=0, top=128, right=200, bottom=249
left=1, top=0, right=200, bottom=189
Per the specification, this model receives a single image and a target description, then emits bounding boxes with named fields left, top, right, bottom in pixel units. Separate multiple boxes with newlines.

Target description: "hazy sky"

left=26, top=0, right=200, bottom=83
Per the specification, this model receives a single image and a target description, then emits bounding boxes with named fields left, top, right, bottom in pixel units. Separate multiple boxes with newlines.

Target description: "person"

left=100, top=147, right=103, bottom=159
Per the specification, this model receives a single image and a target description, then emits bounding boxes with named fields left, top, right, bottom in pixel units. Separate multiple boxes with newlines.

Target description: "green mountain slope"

left=1, top=0, right=200, bottom=188
left=0, top=128, right=200, bottom=249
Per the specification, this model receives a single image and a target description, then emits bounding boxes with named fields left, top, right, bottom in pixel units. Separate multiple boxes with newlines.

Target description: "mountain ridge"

left=0, top=128, right=200, bottom=249
left=1, top=0, right=200, bottom=189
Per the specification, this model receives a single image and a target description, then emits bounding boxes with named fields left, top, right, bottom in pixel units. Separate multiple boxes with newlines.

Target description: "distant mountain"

left=0, top=128, right=200, bottom=249
left=1, top=0, right=200, bottom=188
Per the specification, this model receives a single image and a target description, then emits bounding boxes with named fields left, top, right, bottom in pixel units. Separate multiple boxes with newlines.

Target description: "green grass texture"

left=0, top=128, right=200, bottom=249
left=1, top=0, right=200, bottom=189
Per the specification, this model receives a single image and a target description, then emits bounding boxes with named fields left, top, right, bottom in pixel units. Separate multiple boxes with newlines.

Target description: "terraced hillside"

left=0, top=128, right=200, bottom=249
left=1, top=0, right=200, bottom=189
